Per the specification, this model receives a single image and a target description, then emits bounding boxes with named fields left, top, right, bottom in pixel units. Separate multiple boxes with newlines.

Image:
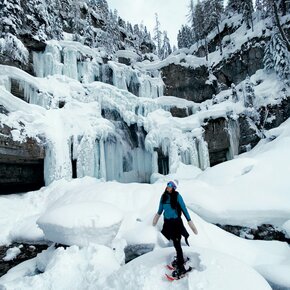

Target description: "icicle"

left=78, top=60, right=100, bottom=83
left=63, top=47, right=78, bottom=80
left=18, top=81, right=52, bottom=109
left=138, top=75, right=164, bottom=99
left=189, top=138, right=200, bottom=168
left=168, top=144, right=179, bottom=174
left=44, top=139, right=72, bottom=185
left=99, top=139, right=107, bottom=180
left=227, top=119, right=240, bottom=160
left=197, top=137, right=210, bottom=170
left=108, top=61, right=129, bottom=90
left=94, top=139, right=100, bottom=179
left=33, top=44, right=63, bottom=78
left=76, top=135, right=96, bottom=178
left=0, top=76, right=11, bottom=92
left=152, top=151, right=158, bottom=174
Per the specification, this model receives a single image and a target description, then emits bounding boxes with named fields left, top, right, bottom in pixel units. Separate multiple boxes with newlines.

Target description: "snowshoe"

left=165, top=266, right=193, bottom=281
left=166, top=256, right=189, bottom=271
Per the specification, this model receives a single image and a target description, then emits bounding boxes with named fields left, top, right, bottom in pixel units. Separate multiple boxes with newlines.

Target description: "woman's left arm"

left=177, top=194, right=191, bottom=221
left=178, top=194, right=198, bottom=235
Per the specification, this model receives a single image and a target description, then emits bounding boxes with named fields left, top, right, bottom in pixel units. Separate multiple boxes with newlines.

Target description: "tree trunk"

left=216, top=20, right=223, bottom=56
left=204, top=37, right=208, bottom=61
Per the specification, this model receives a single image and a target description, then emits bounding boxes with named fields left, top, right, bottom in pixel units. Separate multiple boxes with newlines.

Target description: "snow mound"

left=0, top=245, right=120, bottom=290
left=37, top=202, right=123, bottom=246
left=106, top=247, right=271, bottom=290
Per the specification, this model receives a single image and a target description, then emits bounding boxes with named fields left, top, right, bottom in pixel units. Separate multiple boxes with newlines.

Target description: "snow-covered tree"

left=0, top=0, right=28, bottom=63
left=177, top=25, right=194, bottom=49
left=226, top=0, right=242, bottom=14
left=244, top=76, right=255, bottom=107
left=193, top=0, right=205, bottom=44
left=242, top=0, right=254, bottom=30
left=255, top=0, right=267, bottom=21
left=206, top=0, right=224, bottom=54
left=264, top=26, right=290, bottom=81
left=187, top=0, right=195, bottom=28
left=96, top=0, right=109, bottom=21
left=153, top=13, right=162, bottom=58
left=268, top=0, right=290, bottom=52
left=231, top=83, right=239, bottom=103
left=0, top=0, right=23, bottom=35
left=160, top=31, right=172, bottom=59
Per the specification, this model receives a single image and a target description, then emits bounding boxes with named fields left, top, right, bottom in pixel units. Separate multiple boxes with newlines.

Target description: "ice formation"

left=0, top=40, right=219, bottom=186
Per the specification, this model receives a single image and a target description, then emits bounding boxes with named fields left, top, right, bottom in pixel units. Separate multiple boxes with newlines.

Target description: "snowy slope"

left=1, top=117, right=290, bottom=288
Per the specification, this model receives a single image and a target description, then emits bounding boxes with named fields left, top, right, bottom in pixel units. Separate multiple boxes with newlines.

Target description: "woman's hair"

left=161, top=189, right=178, bottom=209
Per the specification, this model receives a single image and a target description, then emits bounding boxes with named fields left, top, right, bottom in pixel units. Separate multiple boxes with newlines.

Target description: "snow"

left=2, top=247, right=21, bottom=262
left=0, top=245, right=120, bottom=290
left=37, top=202, right=123, bottom=246
left=1, top=26, right=290, bottom=290
left=107, top=248, right=271, bottom=290
left=1, top=113, right=290, bottom=288
left=116, top=50, right=139, bottom=61
left=282, top=220, right=290, bottom=238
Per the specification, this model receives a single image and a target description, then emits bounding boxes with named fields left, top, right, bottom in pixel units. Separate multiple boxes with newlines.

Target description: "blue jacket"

left=157, top=192, right=191, bottom=222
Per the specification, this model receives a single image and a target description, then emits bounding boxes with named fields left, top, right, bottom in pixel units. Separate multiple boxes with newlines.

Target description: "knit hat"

left=167, top=181, right=177, bottom=190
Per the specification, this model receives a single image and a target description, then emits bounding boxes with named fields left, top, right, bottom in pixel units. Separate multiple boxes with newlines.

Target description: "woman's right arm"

left=153, top=197, right=163, bottom=226
left=152, top=213, right=160, bottom=226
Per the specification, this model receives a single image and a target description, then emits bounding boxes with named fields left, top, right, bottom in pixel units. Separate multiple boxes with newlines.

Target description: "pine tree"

left=0, top=0, right=23, bottom=35
left=0, top=0, right=28, bottom=63
left=206, top=0, right=224, bottom=54
left=153, top=13, right=162, bottom=58
left=187, top=0, right=195, bottom=28
left=264, top=27, right=290, bottom=80
left=160, top=31, right=172, bottom=59
left=255, top=0, right=266, bottom=21
left=231, top=84, right=239, bottom=103
left=193, top=0, right=205, bottom=44
left=269, top=0, right=290, bottom=51
left=46, top=0, right=63, bottom=40
left=242, top=0, right=254, bottom=30
left=226, top=0, right=242, bottom=14
left=194, top=1, right=209, bottom=60
left=96, top=0, right=109, bottom=21
left=177, top=25, right=193, bottom=49
left=126, top=22, right=133, bottom=35
left=244, top=76, right=255, bottom=107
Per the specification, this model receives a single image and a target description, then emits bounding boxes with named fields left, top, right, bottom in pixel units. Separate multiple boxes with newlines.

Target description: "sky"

left=106, top=0, right=189, bottom=47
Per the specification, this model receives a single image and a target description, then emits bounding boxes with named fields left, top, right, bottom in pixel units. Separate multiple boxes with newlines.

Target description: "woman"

left=152, top=181, right=198, bottom=277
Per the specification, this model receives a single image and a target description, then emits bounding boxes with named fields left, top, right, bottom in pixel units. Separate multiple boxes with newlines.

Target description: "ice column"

left=108, top=61, right=130, bottom=90
left=33, top=43, right=63, bottom=77
left=78, top=60, right=100, bottom=83
left=63, top=47, right=78, bottom=80
left=227, top=119, right=240, bottom=160
left=76, top=135, right=96, bottom=178
left=19, top=81, right=53, bottom=109
left=44, top=139, right=72, bottom=185
left=197, top=137, right=210, bottom=170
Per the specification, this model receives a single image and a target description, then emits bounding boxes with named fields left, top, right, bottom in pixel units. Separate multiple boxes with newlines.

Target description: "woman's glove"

left=152, top=214, right=160, bottom=226
left=188, top=220, right=198, bottom=235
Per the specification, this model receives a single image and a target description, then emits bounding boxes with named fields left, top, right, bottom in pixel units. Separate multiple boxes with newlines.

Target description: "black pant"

left=173, top=237, right=184, bottom=269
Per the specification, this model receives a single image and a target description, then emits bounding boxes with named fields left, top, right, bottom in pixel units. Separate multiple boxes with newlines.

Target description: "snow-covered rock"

left=37, top=202, right=123, bottom=246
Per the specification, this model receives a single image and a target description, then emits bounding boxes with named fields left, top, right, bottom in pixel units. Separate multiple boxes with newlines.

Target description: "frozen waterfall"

left=227, top=118, right=240, bottom=160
